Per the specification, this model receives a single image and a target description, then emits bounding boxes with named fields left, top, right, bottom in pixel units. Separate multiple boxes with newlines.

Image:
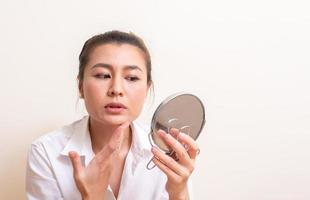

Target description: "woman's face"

left=80, top=43, right=149, bottom=125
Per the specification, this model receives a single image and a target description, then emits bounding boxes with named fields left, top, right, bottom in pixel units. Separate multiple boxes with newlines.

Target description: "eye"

left=126, top=76, right=140, bottom=82
left=94, top=73, right=111, bottom=79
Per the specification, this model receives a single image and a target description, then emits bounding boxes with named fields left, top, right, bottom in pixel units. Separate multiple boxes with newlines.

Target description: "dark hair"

left=78, top=30, right=152, bottom=92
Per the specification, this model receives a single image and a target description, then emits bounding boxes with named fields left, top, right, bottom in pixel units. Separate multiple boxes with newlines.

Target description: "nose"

left=107, top=78, right=124, bottom=97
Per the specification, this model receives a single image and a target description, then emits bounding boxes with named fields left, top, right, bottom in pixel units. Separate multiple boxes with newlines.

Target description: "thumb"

left=69, top=151, right=83, bottom=175
left=109, top=122, right=130, bottom=151
left=96, top=122, right=131, bottom=161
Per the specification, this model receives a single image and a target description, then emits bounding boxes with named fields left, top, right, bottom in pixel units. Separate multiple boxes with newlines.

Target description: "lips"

left=104, top=102, right=127, bottom=114
left=105, top=103, right=127, bottom=109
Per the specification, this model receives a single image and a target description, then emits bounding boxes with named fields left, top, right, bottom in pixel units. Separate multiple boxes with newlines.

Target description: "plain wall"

left=0, top=0, right=309, bottom=199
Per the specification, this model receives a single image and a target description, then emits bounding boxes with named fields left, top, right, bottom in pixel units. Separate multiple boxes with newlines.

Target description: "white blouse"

left=26, top=116, right=178, bottom=200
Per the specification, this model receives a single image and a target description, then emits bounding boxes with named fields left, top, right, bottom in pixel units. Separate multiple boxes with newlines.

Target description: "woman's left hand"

left=151, top=128, right=199, bottom=200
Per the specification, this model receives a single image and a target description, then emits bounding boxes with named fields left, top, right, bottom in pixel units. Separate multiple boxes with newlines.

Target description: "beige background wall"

left=1, top=0, right=309, bottom=199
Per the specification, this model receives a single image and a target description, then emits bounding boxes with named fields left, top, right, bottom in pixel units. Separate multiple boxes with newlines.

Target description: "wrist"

left=82, top=194, right=105, bottom=200
left=168, top=187, right=189, bottom=200
left=81, top=189, right=105, bottom=200
left=169, top=194, right=189, bottom=200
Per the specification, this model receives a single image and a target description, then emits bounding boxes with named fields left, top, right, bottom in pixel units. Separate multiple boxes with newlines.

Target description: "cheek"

left=83, top=80, right=106, bottom=103
left=126, top=84, right=148, bottom=109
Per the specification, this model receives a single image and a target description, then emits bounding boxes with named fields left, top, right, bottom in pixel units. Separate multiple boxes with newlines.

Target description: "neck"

left=88, top=117, right=132, bottom=155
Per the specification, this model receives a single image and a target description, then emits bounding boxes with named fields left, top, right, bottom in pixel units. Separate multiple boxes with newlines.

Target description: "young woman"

left=26, top=31, right=200, bottom=200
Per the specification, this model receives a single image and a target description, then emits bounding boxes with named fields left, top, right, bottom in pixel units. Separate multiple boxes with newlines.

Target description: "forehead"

left=87, top=43, right=147, bottom=72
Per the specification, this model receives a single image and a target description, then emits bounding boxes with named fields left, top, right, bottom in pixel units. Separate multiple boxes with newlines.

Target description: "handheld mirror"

left=146, top=93, right=206, bottom=170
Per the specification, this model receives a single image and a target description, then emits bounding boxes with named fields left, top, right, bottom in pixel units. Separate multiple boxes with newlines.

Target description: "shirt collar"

left=130, top=121, right=152, bottom=155
left=60, top=116, right=94, bottom=164
left=60, top=116, right=152, bottom=162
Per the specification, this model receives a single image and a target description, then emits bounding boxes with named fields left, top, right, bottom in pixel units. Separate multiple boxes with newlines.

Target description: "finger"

left=96, top=122, right=130, bottom=161
left=109, top=121, right=130, bottom=150
left=169, top=128, right=180, bottom=139
left=158, top=129, right=191, bottom=164
left=152, top=156, right=179, bottom=181
left=177, top=132, right=199, bottom=160
left=151, top=147, right=189, bottom=178
left=68, top=151, right=83, bottom=175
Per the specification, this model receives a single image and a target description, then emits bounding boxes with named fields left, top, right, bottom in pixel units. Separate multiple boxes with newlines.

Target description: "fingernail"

left=152, top=147, right=159, bottom=153
left=158, top=130, right=166, bottom=137
left=170, top=128, right=178, bottom=133
left=158, top=129, right=165, bottom=133
left=177, top=131, right=184, bottom=138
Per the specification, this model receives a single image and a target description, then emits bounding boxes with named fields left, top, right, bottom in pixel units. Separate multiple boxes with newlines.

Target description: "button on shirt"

left=26, top=116, right=176, bottom=200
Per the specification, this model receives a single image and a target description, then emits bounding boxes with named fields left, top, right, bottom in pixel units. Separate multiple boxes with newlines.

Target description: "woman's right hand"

left=69, top=123, right=129, bottom=200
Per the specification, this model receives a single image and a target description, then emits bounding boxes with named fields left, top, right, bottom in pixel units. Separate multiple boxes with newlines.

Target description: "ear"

left=147, top=80, right=152, bottom=90
left=79, top=85, right=84, bottom=99
left=77, top=76, right=84, bottom=99
left=79, top=90, right=84, bottom=99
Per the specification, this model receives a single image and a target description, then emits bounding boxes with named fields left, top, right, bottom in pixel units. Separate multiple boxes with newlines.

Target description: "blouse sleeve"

left=26, top=142, right=64, bottom=200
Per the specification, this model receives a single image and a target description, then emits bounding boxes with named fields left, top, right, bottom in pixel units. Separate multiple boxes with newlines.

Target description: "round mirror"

left=149, top=93, right=206, bottom=153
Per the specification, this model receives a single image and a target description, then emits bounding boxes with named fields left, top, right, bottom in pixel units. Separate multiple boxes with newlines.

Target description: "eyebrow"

left=91, top=63, right=143, bottom=72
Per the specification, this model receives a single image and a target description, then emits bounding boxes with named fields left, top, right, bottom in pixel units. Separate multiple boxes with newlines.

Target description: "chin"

left=100, top=115, right=133, bottom=126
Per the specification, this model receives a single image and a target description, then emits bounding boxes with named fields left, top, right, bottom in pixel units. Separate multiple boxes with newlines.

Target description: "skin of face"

left=80, top=43, right=150, bottom=126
